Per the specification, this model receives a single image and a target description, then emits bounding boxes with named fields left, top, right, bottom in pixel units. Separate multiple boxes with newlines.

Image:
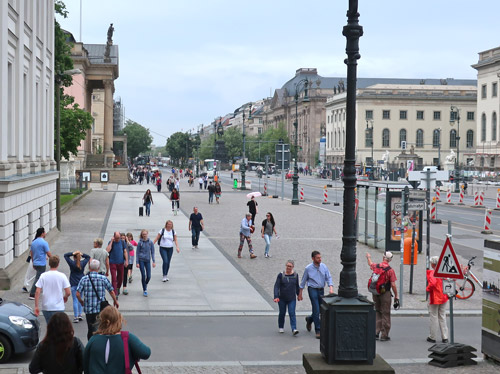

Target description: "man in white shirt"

left=34, top=255, right=71, bottom=323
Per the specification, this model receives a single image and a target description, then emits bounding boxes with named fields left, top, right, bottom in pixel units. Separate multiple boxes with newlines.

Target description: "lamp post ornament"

left=450, top=105, right=461, bottom=192
left=292, top=79, right=310, bottom=205
left=240, top=103, right=252, bottom=190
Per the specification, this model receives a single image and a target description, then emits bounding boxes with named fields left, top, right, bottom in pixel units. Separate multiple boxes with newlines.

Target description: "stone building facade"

left=0, top=0, right=57, bottom=285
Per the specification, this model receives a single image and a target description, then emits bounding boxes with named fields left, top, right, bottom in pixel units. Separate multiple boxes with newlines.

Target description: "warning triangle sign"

left=434, top=237, right=464, bottom=279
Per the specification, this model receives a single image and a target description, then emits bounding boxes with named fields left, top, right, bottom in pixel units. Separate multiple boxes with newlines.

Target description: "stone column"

left=123, top=137, right=128, bottom=165
left=103, top=79, right=114, bottom=167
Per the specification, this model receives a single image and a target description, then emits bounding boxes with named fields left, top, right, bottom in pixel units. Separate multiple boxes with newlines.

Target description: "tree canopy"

left=123, top=120, right=153, bottom=159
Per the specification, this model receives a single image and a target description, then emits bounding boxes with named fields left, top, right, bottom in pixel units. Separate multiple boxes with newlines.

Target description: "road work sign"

left=434, top=237, right=464, bottom=279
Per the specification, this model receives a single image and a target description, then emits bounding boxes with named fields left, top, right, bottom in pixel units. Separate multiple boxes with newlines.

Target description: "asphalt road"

left=8, top=315, right=482, bottom=365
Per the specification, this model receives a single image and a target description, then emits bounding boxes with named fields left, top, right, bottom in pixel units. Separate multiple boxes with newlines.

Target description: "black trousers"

left=86, top=313, right=99, bottom=341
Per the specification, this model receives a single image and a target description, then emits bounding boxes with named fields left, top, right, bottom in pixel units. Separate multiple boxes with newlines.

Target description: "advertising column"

left=482, top=242, right=500, bottom=361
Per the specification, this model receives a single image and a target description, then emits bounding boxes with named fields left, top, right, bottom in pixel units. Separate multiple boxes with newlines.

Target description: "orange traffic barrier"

left=403, top=237, right=418, bottom=265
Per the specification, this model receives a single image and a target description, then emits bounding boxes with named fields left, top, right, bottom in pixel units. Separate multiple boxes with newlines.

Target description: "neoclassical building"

left=324, top=78, right=477, bottom=170
left=0, top=0, right=56, bottom=285
left=472, top=46, right=500, bottom=171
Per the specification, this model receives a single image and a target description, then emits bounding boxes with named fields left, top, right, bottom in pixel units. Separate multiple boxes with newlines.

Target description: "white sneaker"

left=279, top=328, right=284, bottom=333
left=293, top=329, right=299, bottom=336
left=162, top=276, right=167, bottom=282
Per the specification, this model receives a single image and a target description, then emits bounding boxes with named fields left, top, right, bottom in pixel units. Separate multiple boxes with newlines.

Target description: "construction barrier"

left=482, top=208, right=493, bottom=234
left=473, top=191, right=485, bottom=208
left=458, top=185, right=465, bottom=205
left=445, top=186, right=453, bottom=205
left=300, top=187, right=305, bottom=202
left=430, top=197, right=441, bottom=223
left=263, top=182, right=267, bottom=196
left=435, top=188, right=441, bottom=202
left=322, top=186, right=330, bottom=205
left=495, top=188, right=500, bottom=210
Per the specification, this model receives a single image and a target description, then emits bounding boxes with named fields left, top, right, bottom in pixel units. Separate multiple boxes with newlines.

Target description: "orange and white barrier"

left=322, top=186, right=330, bottom=204
left=300, top=187, right=305, bottom=202
left=430, top=197, right=437, bottom=220
left=263, top=183, right=267, bottom=196
left=445, top=186, right=453, bottom=205
left=482, top=208, right=493, bottom=234
left=458, top=185, right=465, bottom=205
left=435, top=188, right=441, bottom=202
left=474, top=191, right=485, bottom=207
left=495, top=188, right=500, bottom=210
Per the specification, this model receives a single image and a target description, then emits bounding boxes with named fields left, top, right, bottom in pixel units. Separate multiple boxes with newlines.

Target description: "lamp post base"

left=303, top=353, right=394, bottom=374
left=291, top=174, right=299, bottom=205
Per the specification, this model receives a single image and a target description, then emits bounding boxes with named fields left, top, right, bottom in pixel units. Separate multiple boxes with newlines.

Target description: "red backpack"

left=367, top=264, right=392, bottom=295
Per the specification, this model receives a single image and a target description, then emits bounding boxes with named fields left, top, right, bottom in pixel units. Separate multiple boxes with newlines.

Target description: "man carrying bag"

left=77, top=259, right=119, bottom=340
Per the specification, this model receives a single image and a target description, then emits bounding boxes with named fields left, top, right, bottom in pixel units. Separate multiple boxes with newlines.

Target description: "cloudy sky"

left=58, top=0, right=500, bottom=145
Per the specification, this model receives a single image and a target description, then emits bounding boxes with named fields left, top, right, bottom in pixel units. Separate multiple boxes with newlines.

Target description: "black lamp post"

left=240, top=103, right=252, bottom=190
left=365, top=119, right=374, bottom=177
left=450, top=105, right=461, bottom=192
left=292, top=79, right=310, bottom=205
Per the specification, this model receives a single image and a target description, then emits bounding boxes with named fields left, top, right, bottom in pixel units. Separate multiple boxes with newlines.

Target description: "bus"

left=203, top=159, right=218, bottom=178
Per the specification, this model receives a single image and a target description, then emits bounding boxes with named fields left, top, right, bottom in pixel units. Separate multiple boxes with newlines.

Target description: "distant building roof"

left=83, top=44, right=119, bottom=65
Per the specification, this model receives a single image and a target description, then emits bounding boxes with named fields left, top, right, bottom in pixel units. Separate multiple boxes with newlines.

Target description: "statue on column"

left=104, top=23, right=114, bottom=61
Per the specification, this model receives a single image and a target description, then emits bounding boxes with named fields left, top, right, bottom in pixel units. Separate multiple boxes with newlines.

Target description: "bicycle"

left=455, top=256, right=482, bottom=300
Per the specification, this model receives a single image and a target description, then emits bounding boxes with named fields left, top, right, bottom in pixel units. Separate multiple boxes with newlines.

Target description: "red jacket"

left=426, top=269, right=449, bottom=305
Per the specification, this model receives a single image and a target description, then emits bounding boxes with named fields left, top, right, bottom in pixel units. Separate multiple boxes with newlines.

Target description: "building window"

left=433, top=111, right=441, bottom=120
left=432, top=129, right=440, bottom=148
left=481, top=113, right=487, bottom=141
left=400, top=110, right=407, bottom=120
left=491, top=157, right=496, bottom=168
left=466, top=130, right=474, bottom=148
left=482, top=84, right=487, bottom=99
left=399, top=129, right=407, bottom=146
left=382, top=110, right=390, bottom=120
left=365, top=110, right=373, bottom=120
left=416, top=111, right=424, bottom=120
left=493, top=112, right=498, bottom=141
left=450, top=129, right=457, bottom=148
left=467, top=112, right=475, bottom=121
left=382, top=129, right=390, bottom=147
left=416, top=129, right=424, bottom=148
left=493, top=82, right=498, bottom=98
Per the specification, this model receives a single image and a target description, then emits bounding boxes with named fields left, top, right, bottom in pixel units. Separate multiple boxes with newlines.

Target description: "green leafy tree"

left=165, top=132, right=191, bottom=166
left=198, top=135, right=215, bottom=160
left=54, top=1, right=93, bottom=158
left=222, top=127, right=243, bottom=161
left=257, top=123, right=291, bottom=163
left=123, top=120, right=153, bottom=159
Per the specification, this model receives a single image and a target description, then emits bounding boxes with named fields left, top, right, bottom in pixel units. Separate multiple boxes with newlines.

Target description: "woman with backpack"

left=273, top=260, right=300, bottom=335
left=136, top=230, right=156, bottom=297
left=153, top=220, right=180, bottom=282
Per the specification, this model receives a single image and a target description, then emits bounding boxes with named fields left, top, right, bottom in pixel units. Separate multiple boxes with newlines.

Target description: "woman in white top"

left=153, top=220, right=180, bottom=282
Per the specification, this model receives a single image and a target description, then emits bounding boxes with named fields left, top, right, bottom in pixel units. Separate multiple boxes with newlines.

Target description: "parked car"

left=0, top=298, right=39, bottom=363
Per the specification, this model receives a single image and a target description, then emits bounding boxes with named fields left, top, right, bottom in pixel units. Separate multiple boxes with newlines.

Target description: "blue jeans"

left=159, top=247, right=173, bottom=277
left=307, top=287, right=324, bottom=332
left=138, top=261, right=151, bottom=291
left=191, top=227, right=201, bottom=246
left=264, top=234, right=272, bottom=255
left=209, top=192, right=214, bottom=203
left=29, top=265, right=46, bottom=297
left=278, top=299, right=297, bottom=330
left=144, top=201, right=151, bottom=216
left=42, top=310, right=59, bottom=324
left=71, top=286, right=82, bottom=318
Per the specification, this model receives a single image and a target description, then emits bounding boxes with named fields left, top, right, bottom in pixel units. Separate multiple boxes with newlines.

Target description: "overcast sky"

left=58, top=0, right=500, bottom=146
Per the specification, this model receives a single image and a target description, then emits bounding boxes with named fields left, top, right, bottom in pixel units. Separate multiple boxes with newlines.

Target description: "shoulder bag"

left=121, top=331, right=142, bottom=374
left=88, top=273, right=110, bottom=311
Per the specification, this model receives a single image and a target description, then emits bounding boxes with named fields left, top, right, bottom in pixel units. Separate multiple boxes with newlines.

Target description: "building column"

left=103, top=79, right=114, bottom=167
left=84, top=82, right=92, bottom=156
left=123, top=137, right=128, bottom=164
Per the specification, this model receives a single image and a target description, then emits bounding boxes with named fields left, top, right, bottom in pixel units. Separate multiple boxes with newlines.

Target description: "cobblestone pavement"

left=179, top=178, right=482, bottom=312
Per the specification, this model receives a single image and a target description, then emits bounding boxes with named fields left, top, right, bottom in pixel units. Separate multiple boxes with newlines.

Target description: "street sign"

left=394, top=201, right=426, bottom=211
left=434, top=237, right=464, bottom=279
left=275, top=143, right=290, bottom=170
left=409, top=190, right=426, bottom=200
left=442, top=279, right=456, bottom=297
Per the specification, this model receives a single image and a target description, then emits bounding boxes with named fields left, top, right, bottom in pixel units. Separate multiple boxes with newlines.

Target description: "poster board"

left=482, top=241, right=500, bottom=361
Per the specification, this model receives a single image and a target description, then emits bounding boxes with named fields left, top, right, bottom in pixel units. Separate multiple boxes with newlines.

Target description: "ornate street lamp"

left=291, top=79, right=310, bottom=205
left=450, top=105, right=461, bottom=192
left=365, top=119, right=374, bottom=178
left=213, top=117, right=223, bottom=178
left=240, top=103, right=252, bottom=190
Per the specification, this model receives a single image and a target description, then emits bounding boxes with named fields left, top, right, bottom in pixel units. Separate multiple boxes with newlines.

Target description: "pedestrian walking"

left=203, top=175, right=208, bottom=189
left=29, top=312, right=84, bottom=374
left=76, top=259, right=119, bottom=340
left=153, top=220, right=180, bottom=282
left=208, top=181, right=215, bottom=204
left=238, top=213, right=256, bottom=259
left=126, top=233, right=137, bottom=285
left=215, top=181, right=222, bottom=204
left=83, top=306, right=151, bottom=373
left=426, top=256, right=449, bottom=343
left=365, top=252, right=398, bottom=341
left=170, top=187, right=180, bottom=214
left=189, top=207, right=204, bottom=249
left=198, top=176, right=203, bottom=190
left=298, top=251, right=334, bottom=339
left=121, top=233, right=135, bottom=296
left=29, top=227, right=52, bottom=299
left=146, top=170, right=151, bottom=184
left=22, top=256, right=36, bottom=293
left=90, top=238, right=109, bottom=276
left=64, top=251, right=91, bottom=323
left=142, top=189, right=154, bottom=216
left=34, top=255, right=71, bottom=323
left=175, top=178, right=180, bottom=191
left=273, top=260, right=300, bottom=335
left=247, top=196, right=258, bottom=225
left=261, top=212, right=278, bottom=258
left=156, top=174, right=162, bottom=192
left=106, top=232, right=128, bottom=296
left=135, top=230, right=156, bottom=297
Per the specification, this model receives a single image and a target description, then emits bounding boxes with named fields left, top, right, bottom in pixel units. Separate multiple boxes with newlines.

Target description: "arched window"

left=416, top=129, right=424, bottom=148
left=382, top=129, right=390, bottom=147
left=399, top=129, right=407, bottom=146
left=481, top=113, right=487, bottom=141
left=450, top=129, right=457, bottom=148
left=466, top=130, right=474, bottom=148
left=433, top=129, right=440, bottom=148
left=493, top=112, right=498, bottom=141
